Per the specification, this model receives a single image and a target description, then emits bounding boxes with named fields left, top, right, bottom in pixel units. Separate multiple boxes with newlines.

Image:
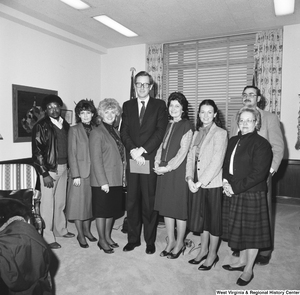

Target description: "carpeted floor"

left=50, top=202, right=300, bottom=295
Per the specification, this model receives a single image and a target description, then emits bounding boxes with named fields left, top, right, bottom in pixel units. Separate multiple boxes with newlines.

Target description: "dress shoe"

left=97, top=242, right=114, bottom=254
left=77, top=237, right=89, bottom=248
left=198, top=255, right=219, bottom=271
left=160, top=250, right=170, bottom=257
left=232, top=250, right=240, bottom=257
left=109, top=243, right=119, bottom=248
left=236, top=273, right=254, bottom=286
left=84, top=235, right=97, bottom=242
left=188, top=254, right=208, bottom=265
left=167, top=246, right=186, bottom=259
left=123, top=242, right=141, bottom=252
left=255, top=254, right=270, bottom=266
left=62, top=232, right=75, bottom=238
left=48, top=242, right=61, bottom=249
left=146, top=244, right=156, bottom=254
left=222, top=264, right=245, bottom=271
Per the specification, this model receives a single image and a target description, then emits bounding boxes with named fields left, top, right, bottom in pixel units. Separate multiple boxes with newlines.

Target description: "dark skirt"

left=222, top=191, right=271, bottom=250
left=188, top=186, right=223, bottom=236
left=92, top=186, right=124, bottom=219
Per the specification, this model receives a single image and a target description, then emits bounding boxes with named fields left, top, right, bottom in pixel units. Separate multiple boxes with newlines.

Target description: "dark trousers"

left=259, top=173, right=274, bottom=257
left=125, top=170, right=158, bottom=245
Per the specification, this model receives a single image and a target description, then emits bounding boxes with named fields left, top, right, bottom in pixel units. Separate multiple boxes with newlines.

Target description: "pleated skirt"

left=222, top=191, right=271, bottom=250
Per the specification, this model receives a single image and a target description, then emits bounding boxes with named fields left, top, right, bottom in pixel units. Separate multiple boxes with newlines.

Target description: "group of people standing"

left=29, top=70, right=283, bottom=290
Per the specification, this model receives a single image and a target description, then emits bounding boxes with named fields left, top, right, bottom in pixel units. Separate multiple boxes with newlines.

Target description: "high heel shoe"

left=97, top=242, right=114, bottom=254
left=109, top=243, right=119, bottom=248
left=198, top=255, right=219, bottom=271
left=84, top=235, right=97, bottom=242
left=167, top=246, right=186, bottom=259
left=222, top=264, right=245, bottom=271
left=160, top=250, right=171, bottom=257
left=77, top=237, right=89, bottom=248
left=188, top=254, right=208, bottom=265
left=236, top=272, right=254, bottom=286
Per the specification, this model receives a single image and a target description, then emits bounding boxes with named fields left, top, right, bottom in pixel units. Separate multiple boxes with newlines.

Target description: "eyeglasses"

left=238, top=119, right=256, bottom=124
left=242, top=93, right=257, bottom=98
left=135, top=82, right=150, bottom=88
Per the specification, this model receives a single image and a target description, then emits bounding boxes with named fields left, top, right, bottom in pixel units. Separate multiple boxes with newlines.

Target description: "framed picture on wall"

left=61, top=109, right=73, bottom=125
left=12, top=84, right=58, bottom=142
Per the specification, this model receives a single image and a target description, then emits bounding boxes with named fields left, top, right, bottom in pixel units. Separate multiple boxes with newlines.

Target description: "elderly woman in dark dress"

left=66, top=99, right=98, bottom=248
left=154, top=92, right=193, bottom=259
left=222, top=107, right=272, bottom=286
left=89, top=98, right=125, bottom=254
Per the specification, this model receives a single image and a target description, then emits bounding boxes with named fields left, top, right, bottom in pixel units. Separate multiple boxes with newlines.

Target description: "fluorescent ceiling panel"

left=60, top=0, right=90, bottom=10
left=93, top=15, right=138, bottom=37
left=274, top=0, right=295, bottom=16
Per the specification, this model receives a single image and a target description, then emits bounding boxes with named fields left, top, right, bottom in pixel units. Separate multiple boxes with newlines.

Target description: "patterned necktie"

left=139, top=101, right=145, bottom=125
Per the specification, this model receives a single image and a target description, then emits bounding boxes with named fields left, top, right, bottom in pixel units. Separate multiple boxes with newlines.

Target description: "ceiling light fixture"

left=274, top=0, right=295, bottom=16
left=60, top=0, right=90, bottom=10
left=93, top=15, right=138, bottom=37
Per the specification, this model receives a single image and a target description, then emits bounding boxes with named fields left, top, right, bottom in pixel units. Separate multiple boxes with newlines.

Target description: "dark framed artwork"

left=12, top=84, right=58, bottom=142
left=61, top=109, right=73, bottom=125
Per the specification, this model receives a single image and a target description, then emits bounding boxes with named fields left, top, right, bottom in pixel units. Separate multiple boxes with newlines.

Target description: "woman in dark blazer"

left=89, top=98, right=125, bottom=254
left=66, top=99, right=98, bottom=248
left=222, top=107, right=272, bottom=286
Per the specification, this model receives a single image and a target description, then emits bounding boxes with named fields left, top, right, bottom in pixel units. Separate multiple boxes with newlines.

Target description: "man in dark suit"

left=121, top=71, right=168, bottom=254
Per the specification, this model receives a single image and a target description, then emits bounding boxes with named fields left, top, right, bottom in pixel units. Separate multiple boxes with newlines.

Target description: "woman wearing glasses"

left=222, top=107, right=272, bottom=286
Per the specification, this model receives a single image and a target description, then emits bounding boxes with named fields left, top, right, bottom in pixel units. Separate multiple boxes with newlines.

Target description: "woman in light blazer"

left=186, top=99, right=228, bottom=270
left=66, top=99, right=98, bottom=248
left=89, top=98, right=125, bottom=254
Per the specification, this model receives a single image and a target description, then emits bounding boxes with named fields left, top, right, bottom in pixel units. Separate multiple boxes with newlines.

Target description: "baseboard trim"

left=275, top=195, right=300, bottom=206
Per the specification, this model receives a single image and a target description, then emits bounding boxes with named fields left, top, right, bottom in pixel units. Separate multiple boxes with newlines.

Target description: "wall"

left=0, top=5, right=102, bottom=161
left=281, top=24, right=300, bottom=160
left=100, top=45, right=146, bottom=107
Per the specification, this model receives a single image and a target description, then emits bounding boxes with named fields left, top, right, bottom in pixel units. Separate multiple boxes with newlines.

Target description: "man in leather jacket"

left=32, top=94, right=74, bottom=249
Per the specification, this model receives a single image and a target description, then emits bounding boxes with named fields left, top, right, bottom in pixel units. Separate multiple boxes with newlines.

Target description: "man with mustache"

left=32, top=95, right=74, bottom=249
left=230, top=86, right=284, bottom=266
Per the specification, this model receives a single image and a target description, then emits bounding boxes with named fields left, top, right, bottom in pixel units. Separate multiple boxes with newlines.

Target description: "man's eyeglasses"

left=135, top=82, right=150, bottom=88
left=238, top=119, right=256, bottom=124
left=242, top=93, right=257, bottom=98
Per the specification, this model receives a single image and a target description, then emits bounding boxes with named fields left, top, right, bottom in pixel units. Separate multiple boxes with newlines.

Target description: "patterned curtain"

left=254, top=29, right=283, bottom=118
left=146, top=44, right=163, bottom=100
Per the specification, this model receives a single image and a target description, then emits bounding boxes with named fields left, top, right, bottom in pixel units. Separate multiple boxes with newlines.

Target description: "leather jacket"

left=32, top=116, right=69, bottom=177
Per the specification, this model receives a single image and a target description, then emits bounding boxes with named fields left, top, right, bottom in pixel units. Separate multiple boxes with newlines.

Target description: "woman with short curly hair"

left=89, top=98, right=125, bottom=254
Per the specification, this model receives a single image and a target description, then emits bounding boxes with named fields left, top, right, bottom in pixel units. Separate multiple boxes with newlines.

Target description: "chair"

left=0, top=163, right=44, bottom=233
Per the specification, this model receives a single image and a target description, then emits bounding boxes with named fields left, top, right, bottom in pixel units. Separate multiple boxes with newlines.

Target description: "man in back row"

left=230, top=85, right=284, bottom=265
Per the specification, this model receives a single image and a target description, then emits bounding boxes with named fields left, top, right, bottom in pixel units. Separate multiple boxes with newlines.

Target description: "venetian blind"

left=162, top=33, right=256, bottom=131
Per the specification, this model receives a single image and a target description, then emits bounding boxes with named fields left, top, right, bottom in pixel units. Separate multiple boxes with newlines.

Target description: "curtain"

left=254, top=29, right=283, bottom=118
left=146, top=44, right=163, bottom=100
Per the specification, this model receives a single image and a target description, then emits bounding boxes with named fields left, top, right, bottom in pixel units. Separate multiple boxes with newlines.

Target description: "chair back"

left=0, top=163, right=38, bottom=190
left=0, top=163, right=43, bottom=233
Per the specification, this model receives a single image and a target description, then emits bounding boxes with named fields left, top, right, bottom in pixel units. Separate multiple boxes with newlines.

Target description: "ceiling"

left=2, top=0, right=300, bottom=49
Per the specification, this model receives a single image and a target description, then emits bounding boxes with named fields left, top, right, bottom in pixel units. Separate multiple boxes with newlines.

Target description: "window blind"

left=162, top=33, right=256, bottom=131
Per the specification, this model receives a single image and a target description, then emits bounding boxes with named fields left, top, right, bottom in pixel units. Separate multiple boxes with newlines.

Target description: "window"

left=162, top=33, right=256, bottom=131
